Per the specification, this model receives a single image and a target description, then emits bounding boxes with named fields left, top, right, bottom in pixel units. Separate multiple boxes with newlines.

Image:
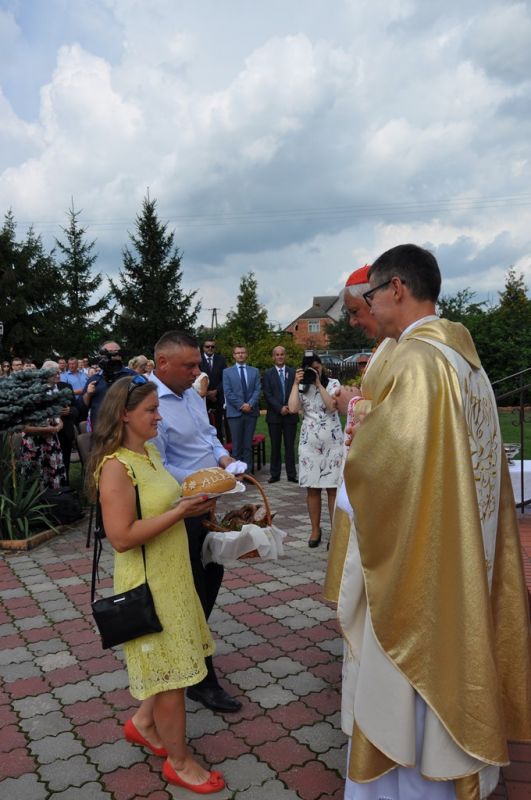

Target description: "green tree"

left=111, top=196, right=199, bottom=351
left=223, top=272, right=269, bottom=346
left=0, top=210, right=62, bottom=361
left=55, top=204, right=111, bottom=357
left=438, top=288, right=486, bottom=324
left=325, top=312, right=372, bottom=351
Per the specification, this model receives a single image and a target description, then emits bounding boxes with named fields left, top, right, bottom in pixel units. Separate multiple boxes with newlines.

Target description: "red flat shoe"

left=124, top=719, right=167, bottom=757
left=163, top=759, right=225, bottom=794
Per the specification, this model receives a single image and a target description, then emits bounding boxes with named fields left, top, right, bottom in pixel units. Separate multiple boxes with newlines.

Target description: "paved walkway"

left=0, top=477, right=530, bottom=799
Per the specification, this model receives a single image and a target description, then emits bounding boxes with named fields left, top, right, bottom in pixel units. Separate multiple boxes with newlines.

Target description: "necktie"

left=207, top=356, right=213, bottom=372
left=239, top=366, right=249, bottom=401
left=278, top=369, right=286, bottom=402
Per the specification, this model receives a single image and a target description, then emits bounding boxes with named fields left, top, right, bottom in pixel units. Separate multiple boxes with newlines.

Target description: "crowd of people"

left=2, top=243, right=530, bottom=798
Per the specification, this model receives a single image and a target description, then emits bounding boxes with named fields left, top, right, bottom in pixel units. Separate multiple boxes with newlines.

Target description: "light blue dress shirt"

left=149, top=372, right=229, bottom=484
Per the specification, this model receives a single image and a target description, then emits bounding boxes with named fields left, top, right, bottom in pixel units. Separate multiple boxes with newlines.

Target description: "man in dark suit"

left=223, top=345, right=261, bottom=469
left=263, top=346, right=299, bottom=483
left=200, top=338, right=227, bottom=441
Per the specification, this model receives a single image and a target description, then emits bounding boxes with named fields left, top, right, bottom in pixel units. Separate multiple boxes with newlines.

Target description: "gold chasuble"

left=335, top=319, right=530, bottom=800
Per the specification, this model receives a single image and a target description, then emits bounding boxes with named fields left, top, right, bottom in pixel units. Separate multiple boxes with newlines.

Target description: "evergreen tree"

left=224, top=272, right=269, bottom=346
left=325, top=311, right=372, bottom=351
left=0, top=211, right=62, bottom=361
left=55, top=204, right=111, bottom=356
left=111, top=196, right=199, bottom=351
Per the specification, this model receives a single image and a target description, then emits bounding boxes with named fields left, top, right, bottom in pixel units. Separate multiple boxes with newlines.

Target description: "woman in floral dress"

left=288, top=353, right=343, bottom=547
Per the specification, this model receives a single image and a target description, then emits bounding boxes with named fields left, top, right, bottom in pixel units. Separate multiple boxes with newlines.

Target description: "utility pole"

left=207, top=308, right=219, bottom=334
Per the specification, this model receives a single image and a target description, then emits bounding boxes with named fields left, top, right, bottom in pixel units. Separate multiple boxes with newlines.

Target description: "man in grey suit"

left=223, top=345, right=261, bottom=469
left=263, top=346, right=298, bottom=483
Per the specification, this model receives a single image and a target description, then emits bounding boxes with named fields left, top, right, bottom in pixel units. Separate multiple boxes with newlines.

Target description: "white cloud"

left=0, top=0, right=529, bottom=331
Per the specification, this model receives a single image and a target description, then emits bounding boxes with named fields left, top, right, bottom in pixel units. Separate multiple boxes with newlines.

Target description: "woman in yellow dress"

left=87, top=375, right=225, bottom=794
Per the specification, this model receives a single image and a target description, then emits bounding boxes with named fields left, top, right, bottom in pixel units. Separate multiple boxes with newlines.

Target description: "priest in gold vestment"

left=325, top=245, right=531, bottom=800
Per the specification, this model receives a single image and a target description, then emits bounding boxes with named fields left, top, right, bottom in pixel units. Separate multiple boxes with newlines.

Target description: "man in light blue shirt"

left=151, top=330, right=242, bottom=713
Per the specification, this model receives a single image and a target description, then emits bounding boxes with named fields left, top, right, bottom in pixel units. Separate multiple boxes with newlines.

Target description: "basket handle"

left=240, top=474, right=273, bottom=526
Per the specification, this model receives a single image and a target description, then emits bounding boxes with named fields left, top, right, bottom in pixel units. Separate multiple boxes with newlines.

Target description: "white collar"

left=399, top=314, right=439, bottom=342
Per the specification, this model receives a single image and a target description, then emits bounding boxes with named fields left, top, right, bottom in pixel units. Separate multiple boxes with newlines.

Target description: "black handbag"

left=91, top=476, right=163, bottom=649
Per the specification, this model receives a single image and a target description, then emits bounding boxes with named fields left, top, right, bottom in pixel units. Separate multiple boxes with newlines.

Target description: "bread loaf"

left=182, top=467, right=237, bottom=497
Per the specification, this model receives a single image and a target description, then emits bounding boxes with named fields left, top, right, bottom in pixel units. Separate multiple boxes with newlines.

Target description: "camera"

left=97, top=348, right=123, bottom=384
left=299, top=351, right=318, bottom=393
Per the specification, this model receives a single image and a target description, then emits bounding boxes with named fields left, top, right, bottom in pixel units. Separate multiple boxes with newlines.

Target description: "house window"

left=308, top=320, right=320, bottom=333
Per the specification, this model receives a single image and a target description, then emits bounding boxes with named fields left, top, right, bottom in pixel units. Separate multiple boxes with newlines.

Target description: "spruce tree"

left=111, top=196, right=199, bottom=351
left=224, top=272, right=270, bottom=346
left=55, top=204, right=111, bottom=357
left=0, top=211, right=62, bottom=361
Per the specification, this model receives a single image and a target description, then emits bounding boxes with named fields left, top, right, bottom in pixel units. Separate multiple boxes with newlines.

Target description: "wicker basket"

left=203, top=474, right=272, bottom=559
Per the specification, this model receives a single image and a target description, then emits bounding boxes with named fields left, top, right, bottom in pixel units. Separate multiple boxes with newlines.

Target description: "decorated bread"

left=182, top=467, right=237, bottom=497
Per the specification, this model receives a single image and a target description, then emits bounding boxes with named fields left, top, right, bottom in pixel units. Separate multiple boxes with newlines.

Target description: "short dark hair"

left=369, top=244, right=441, bottom=302
left=155, top=330, right=198, bottom=356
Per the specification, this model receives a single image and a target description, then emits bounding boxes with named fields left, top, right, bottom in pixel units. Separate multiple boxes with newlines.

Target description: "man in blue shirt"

left=151, top=330, right=242, bottom=712
left=63, top=357, right=86, bottom=397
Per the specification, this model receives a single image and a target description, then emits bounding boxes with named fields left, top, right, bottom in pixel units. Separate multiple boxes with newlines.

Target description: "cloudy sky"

left=1, top=0, right=530, bottom=328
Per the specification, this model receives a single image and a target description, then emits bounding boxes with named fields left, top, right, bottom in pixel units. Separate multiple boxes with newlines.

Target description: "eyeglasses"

left=362, top=280, right=392, bottom=307
left=362, top=277, right=407, bottom=307
left=203, top=344, right=215, bottom=349
left=126, top=374, right=149, bottom=401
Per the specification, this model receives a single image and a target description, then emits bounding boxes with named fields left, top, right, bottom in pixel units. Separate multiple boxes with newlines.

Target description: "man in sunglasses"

left=335, top=245, right=530, bottom=799
left=81, top=341, right=134, bottom=427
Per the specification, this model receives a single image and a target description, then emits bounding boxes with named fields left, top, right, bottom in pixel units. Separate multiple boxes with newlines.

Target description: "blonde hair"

left=128, top=354, right=149, bottom=371
left=85, top=376, right=157, bottom=502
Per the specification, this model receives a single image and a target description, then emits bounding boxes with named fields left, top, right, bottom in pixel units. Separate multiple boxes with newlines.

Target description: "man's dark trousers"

left=268, top=418, right=297, bottom=480
left=185, top=514, right=224, bottom=687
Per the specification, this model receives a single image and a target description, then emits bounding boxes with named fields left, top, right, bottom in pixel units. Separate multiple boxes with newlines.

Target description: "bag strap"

left=91, top=467, right=144, bottom=603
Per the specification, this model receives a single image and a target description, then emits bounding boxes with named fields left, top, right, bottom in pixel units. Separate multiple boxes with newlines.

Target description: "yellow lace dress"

left=96, top=443, right=214, bottom=700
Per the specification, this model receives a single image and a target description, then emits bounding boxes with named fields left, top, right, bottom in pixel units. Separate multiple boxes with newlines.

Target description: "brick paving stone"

left=13, top=692, right=61, bottom=718
left=193, top=729, right=249, bottom=762
left=312, top=660, right=342, bottom=684
left=104, top=761, right=165, bottom=799
left=254, top=621, right=296, bottom=639
left=28, top=637, right=69, bottom=656
left=318, top=745, right=347, bottom=775
left=281, top=759, right=344, bottom=800
left=315, top=636, right=343, bottom=656
left=268, top=701, right=324, bottom=730
left=30, top=730, right=85, bottom=764
left=260, top=656, right=306, bottom=678
left=106, top=687, right=137, bottom=710
left=232, top=716, right=286, bottom=746
left=236, top=778, right=300, bottom=800
left=4, top=595, right=41, bottom=610
left=89, top=669, right=130, bottom=692
left=226, top=667, right=271, bottom=690
left=35, top=651, right=78, bottom=672
left=63, top=697, right=115, bottom=725
left=24, top=626, right=60, bottom=643
left=292, top=646, right=334, bottom=667
left=77, top=716, right=123, bottom=746
left=240, top=642, right=281, bottom=661
left=48, top=781, right=113, bottom=800
left=46, top=664, right=89, bottom=688
left=87, top=739, right=144, bottom=772
left=46, top=607, right=84, bottom=623
left=19, top=709, right=73, bottom=739
left=211, top=618, right=248, bottom=636
left=82, top=653, right=125, bottom=674
left=305, top=689, right=342, bottom=716
left=0, top=772, right=48, bottom=799
left=215, top=652, right=254, bottom=674
left=187, top=707, right=229, bottom=739
left=0, top=587, right=27, bottom=599
left=0, top=745, right=37, bottom=778
left=6, top=675, right=51, bottom=699
left=39, top=753, right=100, bottom=791
left=0, top=623, right=18, bottom=636
left=248, top=684, right=298, bottom=708
left=234, top=586, right=266, bottom=599
left=53, top=679, right=101, bottom=704
left=0, top=723, right=27, bottom=753
left=292, top=721, right=346, bottom=754
left=504, top=784, right=531, bottom=799
left=255, top=735, right=315, bottom=772
left=0, top=660, right=44, bottom=682
left=14, top=614, right=48, bottom=630
left=283, top=672, right=328, bottom=697
left=274, top=632, right=313, bottom=652
left=224, top=630, right=265, bottom=649
left=218, top=753, right=277, bottom=791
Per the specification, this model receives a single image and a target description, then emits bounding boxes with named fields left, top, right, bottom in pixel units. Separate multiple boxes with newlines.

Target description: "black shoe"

left=308, top=530, right=322, bottom=548
left=186, top=685, right=242, bottom=712
left=287, top=477, right=298, bottom=483
left=268, top=477, right=280, bottom=483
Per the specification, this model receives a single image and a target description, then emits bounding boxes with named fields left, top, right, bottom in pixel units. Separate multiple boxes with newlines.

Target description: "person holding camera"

left=288, top=352, right=343, bottom=547
left=81, top=341, right=135, bottom=428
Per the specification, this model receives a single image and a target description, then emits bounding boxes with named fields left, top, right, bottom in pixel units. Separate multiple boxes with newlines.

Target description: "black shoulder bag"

left=91, top=474, right=163, bottom=649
